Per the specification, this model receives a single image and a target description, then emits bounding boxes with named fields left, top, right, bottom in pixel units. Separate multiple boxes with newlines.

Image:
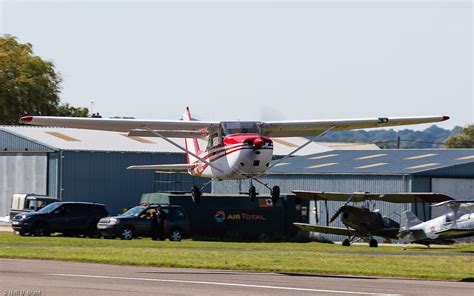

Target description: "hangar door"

left=0, top=153, right=47, bottom=219
left=431, top=178, right=474, bottom=218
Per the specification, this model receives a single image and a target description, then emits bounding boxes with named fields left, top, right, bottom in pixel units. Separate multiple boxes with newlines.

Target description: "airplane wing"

left=434, top=228, right=474, bottom=239
left=20, top=116, right=219, bottom=137
left=260, top=116, right=449, bottom=137
left=20, top=115, right=448, bottom=138
left=127, top=164, right=195, bottom=170
left=293, top=222, right=356, bottom=236
left=292, top=190, right=454, bottom=203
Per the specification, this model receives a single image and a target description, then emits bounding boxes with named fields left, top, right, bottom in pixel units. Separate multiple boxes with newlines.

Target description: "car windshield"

left=121, top=206, right=145, bottom=217
left=37, top=202, right=61, bottom=213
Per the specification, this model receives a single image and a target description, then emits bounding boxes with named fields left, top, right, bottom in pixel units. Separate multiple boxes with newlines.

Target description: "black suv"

left=11, top=202, right=109, bottom=237
left=97, top=204, right=189, bottom=241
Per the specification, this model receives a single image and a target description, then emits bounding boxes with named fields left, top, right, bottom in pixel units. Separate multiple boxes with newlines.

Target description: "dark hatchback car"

left=11, top=202, right=109, bottom=237
left=97, top=204, right=189, bottom=241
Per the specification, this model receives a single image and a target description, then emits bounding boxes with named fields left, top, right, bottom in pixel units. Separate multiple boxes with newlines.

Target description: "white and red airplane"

left=20, top=108, right=449, bottom=203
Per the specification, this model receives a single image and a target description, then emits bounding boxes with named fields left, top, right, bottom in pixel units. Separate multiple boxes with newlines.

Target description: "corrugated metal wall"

left=47, top=152, right=60, bottom=198
left=415, top=162, right=474, bottom=178
left=212, top=174, right=411, bottom=242
left=0, top=129, right=53, bottom=152
left=60, top=151, right=207, bottom=215
left=213, top=174, right=410, bottom=195
left=0, top=153, right=48, bottom=218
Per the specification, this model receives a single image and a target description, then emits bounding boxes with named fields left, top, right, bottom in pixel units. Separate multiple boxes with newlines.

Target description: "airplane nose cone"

left=253, top=137, right=264, bottom=149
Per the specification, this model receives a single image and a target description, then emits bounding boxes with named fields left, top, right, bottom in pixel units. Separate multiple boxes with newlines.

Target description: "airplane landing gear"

left=271, top=185, right=280, bottom=203
left=369, top=238, right=378, bottom=248
left=342, top=239, right=351, bottom=247
left=250, top=178, right=280, bottom=203
left=191, top=186, right=201, bottom=203
left=249, top=185, right=256, bottom=202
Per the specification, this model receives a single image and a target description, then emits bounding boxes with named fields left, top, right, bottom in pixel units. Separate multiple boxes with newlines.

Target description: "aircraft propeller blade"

left=330, top=206, right=344, bottom=223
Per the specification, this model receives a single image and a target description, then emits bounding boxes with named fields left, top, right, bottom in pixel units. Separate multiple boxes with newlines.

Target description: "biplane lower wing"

left=293, top=222, right=357, bottom=236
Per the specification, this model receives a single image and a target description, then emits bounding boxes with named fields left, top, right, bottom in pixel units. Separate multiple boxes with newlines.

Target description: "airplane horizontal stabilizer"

left=127, top=164, right=195, bottom=170
left=293, top=222, right=356, bottom=236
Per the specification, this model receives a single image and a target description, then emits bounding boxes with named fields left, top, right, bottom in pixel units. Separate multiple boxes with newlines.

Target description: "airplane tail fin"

left=400, top=210, right=422, bottom=231
left=182, top=107, right=202, bottom=164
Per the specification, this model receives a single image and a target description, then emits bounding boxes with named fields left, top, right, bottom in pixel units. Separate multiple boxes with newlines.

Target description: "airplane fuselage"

left=408, top=212, right=474, bottom=242
left=189, top=134, right=274, bottom=180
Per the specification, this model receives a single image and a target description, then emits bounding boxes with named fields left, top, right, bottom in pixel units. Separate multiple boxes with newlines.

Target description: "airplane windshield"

left=221, top=122, right=260, bottom=135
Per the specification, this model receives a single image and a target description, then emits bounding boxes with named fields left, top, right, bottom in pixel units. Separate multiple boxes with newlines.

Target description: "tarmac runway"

left=0, top=259, right=472, bottom=296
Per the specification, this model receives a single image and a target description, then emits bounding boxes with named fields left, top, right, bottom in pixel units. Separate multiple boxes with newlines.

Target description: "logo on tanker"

left=215, top=211, right=226, bottom=223
left=214, top=211, right=266, bottom=222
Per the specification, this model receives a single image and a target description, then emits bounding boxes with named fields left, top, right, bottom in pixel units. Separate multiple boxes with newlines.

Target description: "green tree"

left=56, top=103, right=89, bottom=117
left=0, top=34, right=88, bottom=125
left=444, top=125, right=474, bottom=148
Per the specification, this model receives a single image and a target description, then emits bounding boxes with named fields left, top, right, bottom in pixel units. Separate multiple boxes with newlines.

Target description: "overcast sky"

left=0, top=1, right=472, bottom=130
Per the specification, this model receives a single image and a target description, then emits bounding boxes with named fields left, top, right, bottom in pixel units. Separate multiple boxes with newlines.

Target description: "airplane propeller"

left=329, top=206, right=345, bottom=223
left=329, top=193, right=357, bottom=224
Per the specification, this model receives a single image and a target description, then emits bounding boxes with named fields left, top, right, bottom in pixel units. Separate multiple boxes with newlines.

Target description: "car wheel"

left=169, top=229, right=183, bottom=242
left=18, top=231, right=30, bottom=236
left=32, top=222, right=50, bottom=236
left=120, top=227, right=134, bottom=240
left=87, top=227, right=102, bottom=239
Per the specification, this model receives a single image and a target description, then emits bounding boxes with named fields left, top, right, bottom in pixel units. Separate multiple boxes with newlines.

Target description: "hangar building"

left=0, top=126, right=336, bottom=219
left=212, top=149, right=474, bottom=240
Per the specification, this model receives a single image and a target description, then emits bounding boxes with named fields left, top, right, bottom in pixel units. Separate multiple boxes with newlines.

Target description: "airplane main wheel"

left=369, top=239, right=378, bottom=248
left=271, top=186, right=280, bottom=203
left=249, top=186, right=256, bottom=202
left=342, top=239, right=351, bottom=247
left=191, top=186, right=201, bottom=203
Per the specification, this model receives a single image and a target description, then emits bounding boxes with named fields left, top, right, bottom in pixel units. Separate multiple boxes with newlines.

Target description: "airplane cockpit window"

left=208, top=132, right=222, bottom=149
left=445, top=212, right=454, bottom=223
left=221, top=122, right=260, bottom=135
left=445, top=211, right=466, bottom=223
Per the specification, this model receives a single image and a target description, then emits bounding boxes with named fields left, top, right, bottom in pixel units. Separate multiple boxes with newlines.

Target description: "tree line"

left=0, top=34, right=88, bottom=125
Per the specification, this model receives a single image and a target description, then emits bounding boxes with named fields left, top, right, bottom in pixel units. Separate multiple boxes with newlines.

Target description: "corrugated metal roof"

left=269, top=149, right=474, bottom=175
left=0, top=126, right=373, bottom=155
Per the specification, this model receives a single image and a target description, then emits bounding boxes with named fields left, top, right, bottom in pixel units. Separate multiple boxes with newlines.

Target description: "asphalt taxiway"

left=0, top=259, right=472, bottom=296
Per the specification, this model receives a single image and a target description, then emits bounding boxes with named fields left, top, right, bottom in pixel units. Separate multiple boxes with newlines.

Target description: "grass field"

left=0, top=232, right=473, bottom=281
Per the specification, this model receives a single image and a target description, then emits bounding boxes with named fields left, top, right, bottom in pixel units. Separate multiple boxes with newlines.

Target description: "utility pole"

left=396, top=136, right=401, bottom=149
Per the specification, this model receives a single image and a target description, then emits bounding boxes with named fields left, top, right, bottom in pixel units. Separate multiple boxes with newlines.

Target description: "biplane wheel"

left=271, top=186, right=280, bottom=203
left=342, top=239, right=351, bottom=247
left=191, top=186, right=201, bottom=203
left=369, top=239, right=378, bottom=248
left=249, top=186, right=256, bottom=202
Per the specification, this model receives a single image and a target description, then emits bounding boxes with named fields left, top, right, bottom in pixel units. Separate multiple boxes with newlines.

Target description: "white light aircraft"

left=20, top=108, right=449, bottom=203
left=399, top=201, right=474, bottom=246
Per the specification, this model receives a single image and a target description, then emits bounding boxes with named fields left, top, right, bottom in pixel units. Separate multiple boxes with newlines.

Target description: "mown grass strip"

left=0, top=233, right=473, bottom=281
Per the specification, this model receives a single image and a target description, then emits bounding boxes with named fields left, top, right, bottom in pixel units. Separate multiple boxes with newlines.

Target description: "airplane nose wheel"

left=249, top=186, right=256, bottom=202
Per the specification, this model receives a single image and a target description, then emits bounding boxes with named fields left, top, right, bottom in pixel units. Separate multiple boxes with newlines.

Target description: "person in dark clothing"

left=150, top=210, right=159, bottom=240
left=156, top=206, right=167, bottom=240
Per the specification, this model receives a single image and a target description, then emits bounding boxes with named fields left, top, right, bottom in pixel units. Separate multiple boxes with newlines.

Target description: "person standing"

left=156, top=206, right=167, bottom=240
left=150, top=210, right=159, bottom=240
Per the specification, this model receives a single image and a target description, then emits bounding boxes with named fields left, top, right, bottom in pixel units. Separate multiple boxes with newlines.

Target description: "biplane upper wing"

left=292, top=190, right=454, bottom=203
left=260, top=116, right=449, bottom=137
left=293, top=222, right=357, bottom=236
